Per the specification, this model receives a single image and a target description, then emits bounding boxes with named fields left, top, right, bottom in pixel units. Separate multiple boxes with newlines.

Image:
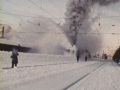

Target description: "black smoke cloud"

left=65, top=0, right=120, bottom=54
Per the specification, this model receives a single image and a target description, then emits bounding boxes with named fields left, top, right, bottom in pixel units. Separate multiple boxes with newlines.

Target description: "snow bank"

left=0, top=51, right=76, bottom=68
left=0, top=51, right=101, bottom=89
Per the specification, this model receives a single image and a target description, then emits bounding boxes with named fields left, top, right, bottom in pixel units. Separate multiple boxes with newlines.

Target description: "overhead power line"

left=1, top=11, right=120, bottom=20
left=14, top=30, right=120, bottom=35
left=0, top=9, right=64, bottom=20
left=5, top=0, right=41, bottom=17
left=0, top=9, right=39, bottom=18
left=47, top=0, right=65, bottom=23
left=4, top=0, right=62, bottom=23
left=48, top=0, right=64, bottom=13
left=1, top=8, right=120, bottom=20
left=1, top=10, right=120, bottom=28
left=28, top=0, right=56, bottom=18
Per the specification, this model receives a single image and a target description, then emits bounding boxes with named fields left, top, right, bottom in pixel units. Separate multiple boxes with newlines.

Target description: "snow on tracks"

left=65, top=61, right=106, bottom=90
left=68, top=61, right=120, bottom=90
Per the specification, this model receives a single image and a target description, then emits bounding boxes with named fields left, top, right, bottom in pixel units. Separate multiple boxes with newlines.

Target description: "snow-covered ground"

left=0, top=51, right=98, bottom=88
left=0, top=60, right=105, bottom=90
left=68, top=61, right=120, bottom=90
left=0, top=51, right=120, bottom=90
left=0, top=51, right=76, bottom=68
left=1, top=60, right=100, bottom=89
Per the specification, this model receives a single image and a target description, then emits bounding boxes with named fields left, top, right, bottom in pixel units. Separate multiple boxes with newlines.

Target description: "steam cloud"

left=10, top=18, right=72, bottom=55
left=1, top=0, right=120, bottom=55
left=65, top=0, right=120, bottom=54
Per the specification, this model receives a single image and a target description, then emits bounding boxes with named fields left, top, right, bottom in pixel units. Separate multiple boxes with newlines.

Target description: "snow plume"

left=10, top=18, right=72, bottom=55
left=65, top=0, right=120, bottom=54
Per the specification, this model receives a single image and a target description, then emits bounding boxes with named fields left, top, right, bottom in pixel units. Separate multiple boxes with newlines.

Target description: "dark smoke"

left=65, top=0, right=120, bottom=54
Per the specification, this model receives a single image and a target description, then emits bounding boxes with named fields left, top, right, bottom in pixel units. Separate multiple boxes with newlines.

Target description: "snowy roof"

left=0, top=38, right=29, bottom=47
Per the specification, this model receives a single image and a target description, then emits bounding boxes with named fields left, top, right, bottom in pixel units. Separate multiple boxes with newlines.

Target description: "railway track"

left=65, top=62, right=107, bottom=90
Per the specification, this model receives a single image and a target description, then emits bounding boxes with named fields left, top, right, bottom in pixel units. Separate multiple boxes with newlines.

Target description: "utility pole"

left=108, top=46, right=110, bottom=58
left=116, top=34, right=120, bottom=48
left=2, top=26, right=4, bottom=38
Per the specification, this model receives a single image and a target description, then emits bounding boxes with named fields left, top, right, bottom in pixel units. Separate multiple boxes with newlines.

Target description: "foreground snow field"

left=0, top=51, right=120, bottom=90
left=0, top=51, right=76, bottom=68
left=67, top=61, right=120, bottom=90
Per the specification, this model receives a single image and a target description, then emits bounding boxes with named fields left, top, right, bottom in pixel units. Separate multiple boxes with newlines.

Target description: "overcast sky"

left=0, top=0, right=120, bottom=52
left=1, top=0, right=120, bottom=28
left=0, top=0, right=68, bottom=27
